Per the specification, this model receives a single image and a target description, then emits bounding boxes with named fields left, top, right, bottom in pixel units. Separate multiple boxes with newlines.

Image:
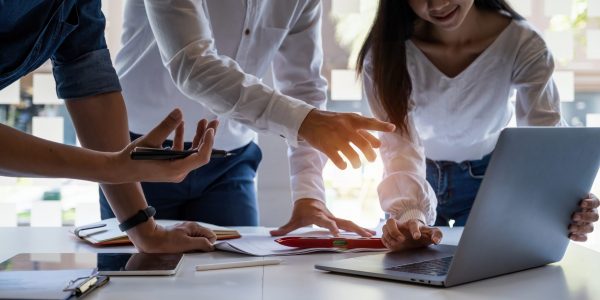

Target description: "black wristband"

left=118, top=206, right=156, bottom=232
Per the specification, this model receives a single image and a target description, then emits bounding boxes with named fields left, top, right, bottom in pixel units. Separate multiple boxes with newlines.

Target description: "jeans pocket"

left=467, top=161, right=487, bottom=179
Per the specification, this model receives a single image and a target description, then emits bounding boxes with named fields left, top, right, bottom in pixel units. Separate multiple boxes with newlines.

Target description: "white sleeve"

left=362, top=56, right=437, bottom=225
left=512, top=34, right=566, bottom=127
left=271, top=0, right=328, bottom=202
left=143, top=0, right=315, bottom=146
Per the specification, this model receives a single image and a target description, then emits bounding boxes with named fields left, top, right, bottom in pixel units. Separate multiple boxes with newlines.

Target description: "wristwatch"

left=118, top=206, right=156, bottom=232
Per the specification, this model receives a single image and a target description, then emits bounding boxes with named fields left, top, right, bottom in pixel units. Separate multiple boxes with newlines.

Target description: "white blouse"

left=363, top=20, right=565, bottom=224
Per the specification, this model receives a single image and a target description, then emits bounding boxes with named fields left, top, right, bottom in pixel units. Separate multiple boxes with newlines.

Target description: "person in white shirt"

left=356, top=0, right=600, bottom=251
left=111, top=0, right=393, bottom=236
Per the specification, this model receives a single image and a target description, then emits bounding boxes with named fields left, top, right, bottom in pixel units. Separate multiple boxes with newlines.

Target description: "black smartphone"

left=130, top=147, right=233, bottom=160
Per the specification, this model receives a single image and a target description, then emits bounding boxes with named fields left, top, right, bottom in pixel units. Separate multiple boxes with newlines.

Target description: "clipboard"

left=63, top=271, right=109, bottom=299
left=0, top=267, right=108, bottom=300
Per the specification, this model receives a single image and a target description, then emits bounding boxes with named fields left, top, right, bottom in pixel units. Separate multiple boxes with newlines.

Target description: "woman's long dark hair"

left=357, top=0, right=524, bottom=136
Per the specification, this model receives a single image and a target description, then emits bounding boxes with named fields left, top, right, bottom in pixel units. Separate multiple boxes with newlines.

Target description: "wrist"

left=125, top=217, right=160, bottom=251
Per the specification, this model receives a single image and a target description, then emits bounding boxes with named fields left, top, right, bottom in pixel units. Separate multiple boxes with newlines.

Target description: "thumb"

left=139, top=109, right=183, bottom=146
left=270, top=221, right=300, bottom=237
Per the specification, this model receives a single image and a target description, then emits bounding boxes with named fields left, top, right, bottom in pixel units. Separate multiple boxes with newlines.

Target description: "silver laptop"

left=315, top=127, right=600, bottom=287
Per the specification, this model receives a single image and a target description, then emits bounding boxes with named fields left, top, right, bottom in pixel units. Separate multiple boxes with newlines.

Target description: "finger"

left=351, top=115, right=396, bottom=132
left=350, top=134, right=377, bottom=162
left=191, top=119, right=208, bottom=149
left=430, top=228, right=443, bottom=244
left=408, top=220, right=422, bottom=240
left=196, top=128, right=215, bottom=161
left=573, top=211, right=599, bottom=223
left=338, top=143, right=361, bottom=169
left=382, top=235, right=400, bottom=251
left=207, top=119, right=219, bottom=134
left=358, top=130, right=382, bottom=148
left=173, top=121, right=185, bottom=151
left=142, top=109, right=183, bottom=146
left=326, top=150, right=347, bottom=170
left=269, top=221, right=302, bottom=236
left=314, top=216, right=340, bottom=236
left=184, top=236, right=215, bottom=252
left=385, top=219, right=405, bottom=242
left=187, top=222, right=218, bottom=243
left=569, top=223, right=594, bottom=234
left=335, top=219, right=374, bottom=237
left=569, top=233, right=588, bottom=242
left=581, top=196, right=600, bottom=209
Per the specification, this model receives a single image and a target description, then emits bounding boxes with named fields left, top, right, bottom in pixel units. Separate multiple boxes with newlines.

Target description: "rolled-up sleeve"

left=362, top=55, right=437, bottom=225
left=272, top=0, right=328, bottom=202
left=51, top=0, right=121, bottom=99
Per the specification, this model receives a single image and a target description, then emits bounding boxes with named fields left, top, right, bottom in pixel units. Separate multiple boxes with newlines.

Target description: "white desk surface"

left=1, top=226, right=599, bottom=300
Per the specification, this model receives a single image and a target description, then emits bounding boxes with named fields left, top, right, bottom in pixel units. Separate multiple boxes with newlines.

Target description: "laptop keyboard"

left=387, top=256, right=453, bottom=276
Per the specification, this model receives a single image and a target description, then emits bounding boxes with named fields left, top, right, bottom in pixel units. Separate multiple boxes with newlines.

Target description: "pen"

left=195, top=259, right=282, bottom=271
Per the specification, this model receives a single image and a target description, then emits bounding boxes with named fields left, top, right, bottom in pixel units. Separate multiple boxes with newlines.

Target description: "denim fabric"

left=0, top=0, right=120, bottom=98
left=426, top=154, right=492, bottom=226
left=100, top=133, right=263, bottom=226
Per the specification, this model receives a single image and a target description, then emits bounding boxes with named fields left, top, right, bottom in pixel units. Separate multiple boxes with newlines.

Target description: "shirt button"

left=245, top=28, right=251, bottom=35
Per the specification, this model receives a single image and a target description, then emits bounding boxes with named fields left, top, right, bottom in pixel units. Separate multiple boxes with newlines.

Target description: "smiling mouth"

left=430, top=6, right=459, bottom=22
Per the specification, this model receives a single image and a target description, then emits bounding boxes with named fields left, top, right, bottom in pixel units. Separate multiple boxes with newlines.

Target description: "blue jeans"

left=100, top=134, right=262, bottom=226
left=426, top=154, right=492, bottom=226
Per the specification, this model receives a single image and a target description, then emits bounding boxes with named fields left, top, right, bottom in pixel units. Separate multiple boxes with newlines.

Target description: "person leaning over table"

left=0, top=0, right=223, bottom=252
left=355, top=0, right=599, bottom=250
left=110, top=0, right=395, bottom=236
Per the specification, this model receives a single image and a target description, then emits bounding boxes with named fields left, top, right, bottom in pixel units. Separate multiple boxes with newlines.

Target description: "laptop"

left=315, top=127, right=600, bottom=287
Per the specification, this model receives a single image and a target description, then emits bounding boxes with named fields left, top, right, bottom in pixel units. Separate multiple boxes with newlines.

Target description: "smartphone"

left=130, top=147, right=233, bottom=160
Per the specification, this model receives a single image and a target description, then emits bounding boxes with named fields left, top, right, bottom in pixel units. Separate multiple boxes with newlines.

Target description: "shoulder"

left=510, top=19, right=552, bottom=57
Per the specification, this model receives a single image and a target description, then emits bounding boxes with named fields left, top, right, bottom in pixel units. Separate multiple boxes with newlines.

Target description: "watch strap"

left=118, top=206, right=156, bottom=232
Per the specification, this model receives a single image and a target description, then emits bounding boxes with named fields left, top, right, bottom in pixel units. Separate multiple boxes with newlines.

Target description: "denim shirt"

left=0, top=0, right=121, bottom=99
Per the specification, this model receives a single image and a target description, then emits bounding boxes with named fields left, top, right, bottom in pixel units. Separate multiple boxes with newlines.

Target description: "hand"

left=298, top=109, right=395, bottom=170
left=569, top=193, right=599, bottom=242
left=269, top=198, right=375, bottom=237
left=382, top=219, right=443, bottom=252
left=109, top=108, right=218, bottom=183
left=129, top=220, right=217, bottom=253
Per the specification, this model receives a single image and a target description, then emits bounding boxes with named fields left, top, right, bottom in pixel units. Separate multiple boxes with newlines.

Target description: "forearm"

left=0, top=123, right=112, bottom=180
left=65, top=92, right=149, bottom=222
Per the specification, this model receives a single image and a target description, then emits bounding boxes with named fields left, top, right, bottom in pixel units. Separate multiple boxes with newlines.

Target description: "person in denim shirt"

left=0, top=0, right=220, bottom=252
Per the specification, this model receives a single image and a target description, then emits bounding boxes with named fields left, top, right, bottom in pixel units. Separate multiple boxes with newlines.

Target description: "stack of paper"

left=72, top=218, right=241, bottom=246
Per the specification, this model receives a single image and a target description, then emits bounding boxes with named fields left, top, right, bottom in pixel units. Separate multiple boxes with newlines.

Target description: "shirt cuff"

left=392, top=209, right=427, bottom=225
left=268, top=93, right=315, bottom=148
left=52, top=49, right=122, bottom=99
left=291, top=174, right=326, bottom=203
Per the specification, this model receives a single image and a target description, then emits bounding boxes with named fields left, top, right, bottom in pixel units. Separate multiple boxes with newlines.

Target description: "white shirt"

left=116, top=0, right=328, bottom=202
left=363, top=20, right=565, bottom=224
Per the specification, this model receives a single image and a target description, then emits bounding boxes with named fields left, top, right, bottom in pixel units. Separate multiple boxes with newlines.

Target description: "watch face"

left=145, top=206, right=156, bottom=218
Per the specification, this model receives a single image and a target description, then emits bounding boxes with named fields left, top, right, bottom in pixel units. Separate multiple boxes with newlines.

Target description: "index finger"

left=352, top=115, right=395, bottom=133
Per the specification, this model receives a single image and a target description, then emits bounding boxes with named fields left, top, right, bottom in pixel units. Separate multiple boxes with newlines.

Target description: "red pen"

left=275, top=237, right=386, bottom=249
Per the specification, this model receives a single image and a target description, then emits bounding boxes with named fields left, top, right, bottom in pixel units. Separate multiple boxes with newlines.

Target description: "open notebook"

left=72, top=218, right=241, bottom=246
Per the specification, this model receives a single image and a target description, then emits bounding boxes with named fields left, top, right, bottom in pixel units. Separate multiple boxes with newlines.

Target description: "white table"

left=1, top=227, right=599, bottom=300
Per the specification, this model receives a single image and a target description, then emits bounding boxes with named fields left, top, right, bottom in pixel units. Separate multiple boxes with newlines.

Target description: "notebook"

left=72, top=218, right=241, bottom=246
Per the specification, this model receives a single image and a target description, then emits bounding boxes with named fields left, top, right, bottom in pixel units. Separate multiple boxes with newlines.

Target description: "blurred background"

left=1, top=0, right=599, bottom=251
